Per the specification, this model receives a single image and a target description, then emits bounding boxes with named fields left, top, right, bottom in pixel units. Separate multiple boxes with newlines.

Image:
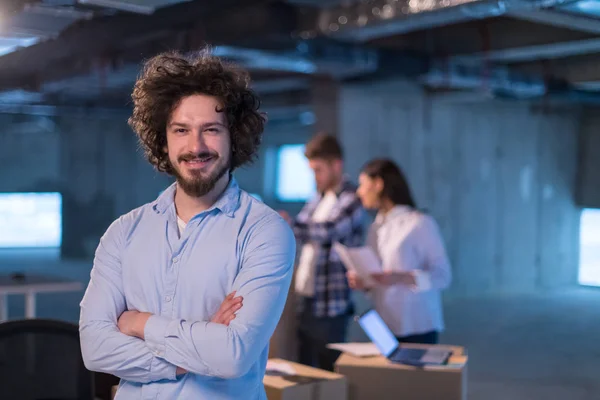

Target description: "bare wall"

left=0, top=110, right=310, bottom=259
left=0, top=86, right=583, bottom=294
left=339, top=81, right=582, bottom=296
left=576, top=110, right=600, bottom=208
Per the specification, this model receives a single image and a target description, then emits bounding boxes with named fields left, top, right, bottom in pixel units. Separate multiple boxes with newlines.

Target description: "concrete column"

left=268, top=79, right=341, bottom=362
left=576, top=110, right=600, bottom=208
left=311, top=77, right=340, bottom=136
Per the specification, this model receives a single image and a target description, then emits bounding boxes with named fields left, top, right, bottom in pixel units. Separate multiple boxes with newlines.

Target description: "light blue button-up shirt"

left=79, top=178, right=295, bottom=400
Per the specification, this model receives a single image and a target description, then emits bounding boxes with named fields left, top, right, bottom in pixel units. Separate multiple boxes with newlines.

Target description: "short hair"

left=304, top=132, right=343, bottom=160
left=128, top=50, right=266, bottom=174
left=361, top=158, right=417, bottom=208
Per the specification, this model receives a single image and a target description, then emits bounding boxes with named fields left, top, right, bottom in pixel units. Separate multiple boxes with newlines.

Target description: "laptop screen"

left=357, top=309, right=398, bottom=358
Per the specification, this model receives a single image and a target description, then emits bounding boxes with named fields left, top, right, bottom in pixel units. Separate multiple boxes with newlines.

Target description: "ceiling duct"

left=422, top=59, right=547, bottom=97
left=422, top=59, right=600, bottom=105
left=2, top=3, right=93, bottom=37
left=212, top=46, right=319, bottom=74
left=77, top=0, right=192, bottom=14
left=212, top=40, right=379, bottom=78
left=507, top=8, right=600, bottom=34
left=450, top=37, right=600, bottom=64
left=312, top=0, right=578, bottom=42
left=0, top=2, right=94, bottom=56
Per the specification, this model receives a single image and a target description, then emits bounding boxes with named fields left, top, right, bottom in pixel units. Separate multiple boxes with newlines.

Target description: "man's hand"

left=175, top=292, right=241, bottom=377
left=118, top=310, right=153, bottom=339
left=211, top=291, right=243, bottom=326
left=346, top=270, right=366, bottom=290
left=371, top=271, right=417, bottom=287
left=117, top=292, right=242, bottom=377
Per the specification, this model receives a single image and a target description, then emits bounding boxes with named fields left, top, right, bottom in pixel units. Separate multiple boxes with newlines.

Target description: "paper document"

left=295, top=243, right=318, bottom=296
left=333, top=242, right=381, bottom=287
left=327, top=342, right=381, bottom=357
left=266, top=360, right=297, bottom=376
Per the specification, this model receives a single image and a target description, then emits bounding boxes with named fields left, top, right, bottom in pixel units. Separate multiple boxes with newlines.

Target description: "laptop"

left=356, top=309, right=453, bottom=367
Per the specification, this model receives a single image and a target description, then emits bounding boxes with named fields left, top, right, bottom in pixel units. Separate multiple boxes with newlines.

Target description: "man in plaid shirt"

left=281, top=133, right=366, bottom=371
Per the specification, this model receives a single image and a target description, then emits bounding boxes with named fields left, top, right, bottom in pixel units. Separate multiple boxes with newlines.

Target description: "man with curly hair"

left=79, top=50, right=295, bottom=399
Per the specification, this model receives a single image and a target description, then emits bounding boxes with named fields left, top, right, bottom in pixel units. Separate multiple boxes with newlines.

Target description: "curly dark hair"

left=128, top=50, right=266, bottom=174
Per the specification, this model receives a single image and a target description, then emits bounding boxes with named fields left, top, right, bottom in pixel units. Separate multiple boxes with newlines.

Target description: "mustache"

left=178, top=152, right=218, bottom=162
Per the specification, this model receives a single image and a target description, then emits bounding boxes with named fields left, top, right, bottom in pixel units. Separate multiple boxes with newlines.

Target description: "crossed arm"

left=79, top=215, right=295, bottom=383
left=116, top=292, right=243, bottom=376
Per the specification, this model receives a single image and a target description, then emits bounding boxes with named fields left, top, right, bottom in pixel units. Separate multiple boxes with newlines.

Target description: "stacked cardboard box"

left=264, top=359, right=348, bottom=400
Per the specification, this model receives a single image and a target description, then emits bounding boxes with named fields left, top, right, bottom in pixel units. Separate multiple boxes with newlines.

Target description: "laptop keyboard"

left=391, top=348, right=427, bottom=362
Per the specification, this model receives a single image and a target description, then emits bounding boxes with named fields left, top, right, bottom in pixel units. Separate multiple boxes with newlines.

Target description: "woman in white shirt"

left=348, top=158, right=452, bottom=344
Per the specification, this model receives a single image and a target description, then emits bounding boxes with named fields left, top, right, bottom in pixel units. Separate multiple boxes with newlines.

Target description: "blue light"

left=275, top=145, right=316, bottom=202
left=0, top=192, right=62, bottom=248
left=579, top=208, right=600, bottom=287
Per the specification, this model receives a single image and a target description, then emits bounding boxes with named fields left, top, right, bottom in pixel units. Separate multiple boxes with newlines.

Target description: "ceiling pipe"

left=212, top=40, right=379, bottom=78
left=310, top=0, right=579, bottom=42
left=422, top=59, right=547, bottom=97
left=450, top=37, right=600, bottom=64
left=77, top=0, right=192, bottom=15
left=507, top=8, right=600, bottom=35
left=422, top=59, right=600, bottom=104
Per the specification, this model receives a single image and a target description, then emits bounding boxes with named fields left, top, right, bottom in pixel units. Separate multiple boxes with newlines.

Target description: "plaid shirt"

left=292, top=179, right=366, bottom=318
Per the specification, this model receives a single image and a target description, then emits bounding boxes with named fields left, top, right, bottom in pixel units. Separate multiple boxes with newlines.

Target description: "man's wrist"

left=135, top=312, right=153, bottom=339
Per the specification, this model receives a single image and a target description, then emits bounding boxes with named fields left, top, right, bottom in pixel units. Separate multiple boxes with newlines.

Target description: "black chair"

left=0, top=319, right=95, bottom=400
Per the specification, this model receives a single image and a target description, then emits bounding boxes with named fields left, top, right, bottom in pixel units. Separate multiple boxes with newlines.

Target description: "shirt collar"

left=152, top=176, right=241, bottom=218
left=211, top=177, right=241, bottom=217
left=375, top=204, right=412, bottom=224
left=337, top=176, right=356, bottom=196
left=317, top=176, right=355, bottom=199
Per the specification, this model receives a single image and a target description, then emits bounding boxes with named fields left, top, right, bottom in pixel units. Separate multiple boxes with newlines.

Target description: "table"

left=335, top=344, right=468, bottom=400
left=0, top=274, right=84, bottom=321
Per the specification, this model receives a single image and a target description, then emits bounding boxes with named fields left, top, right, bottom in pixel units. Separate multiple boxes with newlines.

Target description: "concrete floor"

left=1, top=256, right=599, bottom=400
left=442, top=288, right=600, bottom=400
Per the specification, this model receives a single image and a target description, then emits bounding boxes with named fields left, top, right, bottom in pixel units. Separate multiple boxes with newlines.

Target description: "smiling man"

left=79, top=51, right=295, bottom=400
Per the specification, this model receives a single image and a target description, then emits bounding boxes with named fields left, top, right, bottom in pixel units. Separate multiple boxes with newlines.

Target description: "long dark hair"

left=361, top=158, right=417, bottom=208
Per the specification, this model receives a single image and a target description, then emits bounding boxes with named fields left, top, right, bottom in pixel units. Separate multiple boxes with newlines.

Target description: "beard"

left=170, top=151, right=230, bottom=197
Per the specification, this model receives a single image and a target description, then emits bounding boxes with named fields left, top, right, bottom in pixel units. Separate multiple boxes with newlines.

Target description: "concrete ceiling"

left=2, top=0, right=600, bottom=107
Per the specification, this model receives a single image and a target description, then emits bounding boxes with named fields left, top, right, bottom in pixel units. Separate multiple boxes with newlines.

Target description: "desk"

left=0, top=274, right=84, bottom=321
left=335, top=344, right=468, bottom=400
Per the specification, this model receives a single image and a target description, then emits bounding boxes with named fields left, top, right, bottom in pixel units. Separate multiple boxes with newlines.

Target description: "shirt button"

left=172, top=256, right=179, bottom=263
left=165, top=295, right=172, bottom=303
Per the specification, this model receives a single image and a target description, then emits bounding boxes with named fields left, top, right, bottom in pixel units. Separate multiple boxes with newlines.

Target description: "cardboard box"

left=264, top=359, right=348, bottom=400
left=335, top=344, right=467, bottom=400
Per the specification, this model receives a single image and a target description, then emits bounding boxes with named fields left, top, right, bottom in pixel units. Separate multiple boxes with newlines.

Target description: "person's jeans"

left=297, top=305, right=351, bottom=371
left=396, top=330, right=439, bottom=344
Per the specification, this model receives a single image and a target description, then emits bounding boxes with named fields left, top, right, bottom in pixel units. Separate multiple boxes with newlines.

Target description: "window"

left=0, top=192, right=62, bottom=248
left=579, top=208, right=600, bottom=287
left=275, top=144, right=316, bottom=202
